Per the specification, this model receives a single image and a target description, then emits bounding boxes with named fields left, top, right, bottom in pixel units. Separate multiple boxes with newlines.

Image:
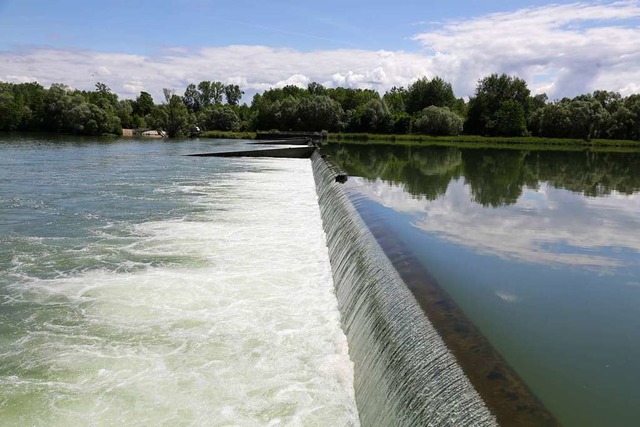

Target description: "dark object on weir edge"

left=335, top=173, right=348, bottom=184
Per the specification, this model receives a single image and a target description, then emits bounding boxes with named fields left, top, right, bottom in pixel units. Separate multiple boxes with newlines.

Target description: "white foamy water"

left=1, top=158, right=358, bottom=426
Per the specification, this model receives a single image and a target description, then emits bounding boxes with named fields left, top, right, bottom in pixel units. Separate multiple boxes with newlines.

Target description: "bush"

left=412, top=106, right=463, bottom=136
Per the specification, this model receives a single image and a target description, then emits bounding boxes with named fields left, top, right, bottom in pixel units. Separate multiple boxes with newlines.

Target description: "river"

left=0, top=135, right=358, bottom=426
left=326, top=143, right=640, bottom=427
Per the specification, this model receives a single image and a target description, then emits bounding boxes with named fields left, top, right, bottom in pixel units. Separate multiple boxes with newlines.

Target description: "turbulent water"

left=0, top=137, right=358, bottom=426
left=311, top=152, right=496, bottom=426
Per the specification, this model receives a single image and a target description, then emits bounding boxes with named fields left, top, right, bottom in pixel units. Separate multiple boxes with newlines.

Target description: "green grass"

left=327, top=133, right=640, bottom=151
left=200, top=130, right=257, bottom=139
left=198, top=130, right=640, bottom=151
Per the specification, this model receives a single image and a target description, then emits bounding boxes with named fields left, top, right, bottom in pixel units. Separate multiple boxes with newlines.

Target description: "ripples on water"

left=0, top=137, right=358, bottom=426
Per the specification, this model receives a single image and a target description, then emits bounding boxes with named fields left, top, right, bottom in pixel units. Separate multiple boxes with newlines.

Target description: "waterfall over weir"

left=312, top=152, right=497, bottom=426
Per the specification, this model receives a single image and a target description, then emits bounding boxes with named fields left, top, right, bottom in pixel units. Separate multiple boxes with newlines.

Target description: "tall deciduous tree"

left=210, top=82, right=225, bottom=105
left=465, top=74, right=531, bottom=136
left=224, top=84, right=244, bottom=106
left=383, top=86, right=407, bottom=113
left=134, top=91, right=154, bottom=116
left=159, top=90, right=189, bottom=137
left=413, top=106, right=463, bottom=136
left=405, top=77, right=456, bottom=115
left=307, top=82, right=326, bottom=96
left=198, top=105, right=241, bottom=131
left=183, top=83, right=201, bottom=112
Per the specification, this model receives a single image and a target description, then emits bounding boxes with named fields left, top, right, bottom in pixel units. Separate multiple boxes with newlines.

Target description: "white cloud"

left=1, top=2, right=639, bottom=101
left=350, top=177, right=640, bottom=270
left=0, top=45, right=434, bottom=101
left=412, top=1, right=640, bottom=98
left=495, top=291, right=520, bottom=303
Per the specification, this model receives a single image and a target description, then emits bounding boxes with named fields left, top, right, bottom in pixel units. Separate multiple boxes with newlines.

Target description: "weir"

left=311, top=152, right=497, bottom=426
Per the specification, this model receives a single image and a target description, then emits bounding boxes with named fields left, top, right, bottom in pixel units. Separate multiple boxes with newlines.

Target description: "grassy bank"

left=328, top=132, right=640, bottom=148
left=198, top=130, right=640, bottom=151
left=200, top=130, right=257, bottom=139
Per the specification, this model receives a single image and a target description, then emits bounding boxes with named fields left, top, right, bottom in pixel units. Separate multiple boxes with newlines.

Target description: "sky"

left=1, top=0, right=639, bottom=102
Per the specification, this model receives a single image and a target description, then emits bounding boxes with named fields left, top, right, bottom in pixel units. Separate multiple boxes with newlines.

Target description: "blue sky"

left=0, top=0, right=581, bottom=52
left=1, top=0, right=639, bottom=101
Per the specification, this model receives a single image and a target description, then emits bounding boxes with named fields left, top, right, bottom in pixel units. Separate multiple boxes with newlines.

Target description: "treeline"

left=0, top=81, right=245, bottom=137
left=1, top=75, right=640, bottom=140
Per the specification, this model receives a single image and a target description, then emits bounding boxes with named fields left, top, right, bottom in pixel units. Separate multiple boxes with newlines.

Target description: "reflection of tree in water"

left=532, top=151, right=640, bottom=197
left=325, top=145, right=462, bottom=201
left=328, top=144, right=640, bottom=206
left=461, top=150, right=538, bottom=207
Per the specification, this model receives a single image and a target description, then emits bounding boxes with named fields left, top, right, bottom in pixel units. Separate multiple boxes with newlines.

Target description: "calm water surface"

left=326, top=144, right=640, bottom=427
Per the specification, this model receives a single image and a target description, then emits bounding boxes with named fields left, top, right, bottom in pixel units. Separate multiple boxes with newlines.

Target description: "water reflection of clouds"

left=495, top=291, right=520, bottom=303
left=352, top=177, right=640, bottom=270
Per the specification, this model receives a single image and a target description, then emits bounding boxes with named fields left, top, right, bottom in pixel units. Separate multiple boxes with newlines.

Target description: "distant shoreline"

left=197, top=130, right=640, bottom=151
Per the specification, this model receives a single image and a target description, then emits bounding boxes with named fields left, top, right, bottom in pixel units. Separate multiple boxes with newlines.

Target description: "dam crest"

left=311, top=152, right=497, bottom=426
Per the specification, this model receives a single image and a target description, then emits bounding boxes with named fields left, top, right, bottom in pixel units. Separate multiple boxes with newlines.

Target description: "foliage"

left=466, top=74, right=531, bottom=136
left=2, top=73, right=640, bottom=142
left=157, top=92, right=189, bottom=137
left=255, top=94, right=343, bottom=132
left=326, top=144, right=640, bottom=208
left=200, top=130, right=256, bottom=139
left=327, top=133, right=640, bottom=148
left=405, top=77, right=456, bottom=115
left=495, top=100, right=527, bottom=137
left=383, top=86, right=407, bottom=113
left=224, top=84, right=244, bottom=106
left=198, top=105, right=241, bottom=131
left=347, top=99, right=392, bottom=133
left=413, top=106, right=463, bottom=136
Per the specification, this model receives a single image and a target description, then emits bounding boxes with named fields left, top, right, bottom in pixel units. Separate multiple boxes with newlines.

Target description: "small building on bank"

left=141, top=130, right=167, bottom=138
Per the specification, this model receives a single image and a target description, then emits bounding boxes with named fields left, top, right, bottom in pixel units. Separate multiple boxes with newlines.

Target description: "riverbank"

left=328, top=133, right=640, bottom=148
left=199, top=131, right=640, bottom=150
left=200, top=130, right=257, bottom=139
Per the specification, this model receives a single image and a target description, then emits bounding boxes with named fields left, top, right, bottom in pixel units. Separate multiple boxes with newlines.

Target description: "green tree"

left=210, top=82, right=225, bottom=105
left=567, top=97, right=608, bottom=141
left=90, top=82, right=119, bottom=108
left=224, top=84, right=244, bottom=106
left=116, top=99, right=134, bottom=129
left=0, top=84, right=25, bottom=131
left=183, top=83, right=201, bottom=112
left=593, top=90, right=622, bottom=114
left=296, top=96, right=343, bottom=131
left=133, top=91, right=154, bottom=116
left=198, top=105, right=241, bottom=131
left=405, top=77, right=456, bottom=115
left=158, top=90, right=189, bottom=137
left=465, top=74, right=531, bottom=136
left=383, top=86, right=407, bottom=113
left=326, top=87, right=379, bottom=112
left=606, top=106, right=635, bottom=140
left=307, top=82, right=327, bottom=96
left=624, top=95, right=640, bottom=140
left=495, top=100, right=527, bottom=136
left=350, top=99, right=391, bottom=133
left=534, top=102, right=572, bottom=138
left=413, top=106, right=463, bottom=136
